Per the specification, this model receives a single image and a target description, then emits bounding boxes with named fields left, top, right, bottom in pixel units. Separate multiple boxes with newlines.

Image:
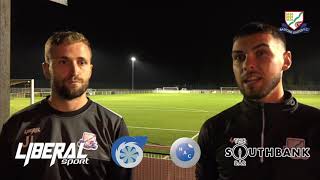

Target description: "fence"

left=133, top=155, right=196, bottom=180
left=10, top=88, right=320, bottom=97
left=133, top=145, right=196, bottom=180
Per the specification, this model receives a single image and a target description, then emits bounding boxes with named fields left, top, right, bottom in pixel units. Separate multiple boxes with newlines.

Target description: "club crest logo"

left=77, top=132, right=98, bottom=150
left=284, top=138, right=309, bottom=160
left=111, top=136, right=147, bottom=168
left=170, top=137, right=201, bottom=168
left=279, top=11, right=310, bottom=34
left=285, top=11, right=304, bottom=30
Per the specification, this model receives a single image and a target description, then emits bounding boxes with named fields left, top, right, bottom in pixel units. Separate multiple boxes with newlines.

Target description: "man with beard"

left=196, top=22, right=320, bottom=180
left=0, top=31, right=132, bottom=180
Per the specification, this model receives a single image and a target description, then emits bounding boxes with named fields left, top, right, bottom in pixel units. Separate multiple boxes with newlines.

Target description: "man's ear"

left=42, top=62, right=51, bottom=80
left=282, top=51, right=292, bottom=71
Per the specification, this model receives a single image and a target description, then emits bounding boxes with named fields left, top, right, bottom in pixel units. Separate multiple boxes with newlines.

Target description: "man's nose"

left=243, top=53, right=256, bottom=71
left=70, top=61, right=80, bottom=75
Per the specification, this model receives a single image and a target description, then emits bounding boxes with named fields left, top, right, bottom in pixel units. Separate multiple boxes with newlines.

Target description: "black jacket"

left=0, top=97, right=131, bottom=180
left=196, top=91, right=320, bottom=180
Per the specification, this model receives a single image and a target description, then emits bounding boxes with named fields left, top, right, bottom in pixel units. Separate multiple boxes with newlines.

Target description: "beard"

left=51, top=76, right=89, bottom=100
left=238, top=73, right=281, bottom=100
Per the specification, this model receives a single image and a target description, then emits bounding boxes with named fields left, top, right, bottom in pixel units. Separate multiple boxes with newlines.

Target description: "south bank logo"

left=279, top=11, right=310, bottom=34
left=225, top=138, right=310, bottom=166
left=111, top=136, right=147, bottom=168
left=170, top=137, right=201, bottom=168
left=225, top=138, right=248, bottom=166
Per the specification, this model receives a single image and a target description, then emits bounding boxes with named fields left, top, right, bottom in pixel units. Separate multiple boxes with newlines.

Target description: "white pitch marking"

left=127, top=126, right=199, bottom=133
left=108, top=106, right=209, bottom=113
left=191, top=132, right=199, bottom=140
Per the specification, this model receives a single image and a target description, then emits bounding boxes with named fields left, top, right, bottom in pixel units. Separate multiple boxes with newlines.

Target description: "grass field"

left=10, top=93, right=320, bottom=148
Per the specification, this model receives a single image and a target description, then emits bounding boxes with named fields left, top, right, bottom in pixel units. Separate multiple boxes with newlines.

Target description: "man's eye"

left=233, top=54, right=246, bottom=62
left=58, top=60, right=67, bottom=64
left=255, top=50, right=268, bottom=58
left=79, top=60, right=87, bottom=65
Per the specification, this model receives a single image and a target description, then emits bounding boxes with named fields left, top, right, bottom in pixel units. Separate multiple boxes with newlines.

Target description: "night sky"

left=11, top=1, right=320, bottom=89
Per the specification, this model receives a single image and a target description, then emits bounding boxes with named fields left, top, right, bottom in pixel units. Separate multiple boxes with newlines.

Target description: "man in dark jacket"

left=196, top=22, right=320, bottom=180
left=0, top=31, right=132, bottom=180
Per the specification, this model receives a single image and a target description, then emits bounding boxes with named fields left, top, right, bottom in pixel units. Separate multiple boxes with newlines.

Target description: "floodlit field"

left=10, top=93, right=320, bottom=147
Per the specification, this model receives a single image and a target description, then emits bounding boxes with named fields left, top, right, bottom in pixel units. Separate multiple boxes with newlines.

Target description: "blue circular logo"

left=176, top=143, right=195, bottom=161
left=111, top=136, right=147, bottom=168
left=170, top=137, right=201, bottom=168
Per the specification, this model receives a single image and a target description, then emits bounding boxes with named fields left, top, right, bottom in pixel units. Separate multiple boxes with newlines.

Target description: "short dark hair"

left=44, top=31, right=91, bottom=63
left=233, top=22, right=286, bottom=49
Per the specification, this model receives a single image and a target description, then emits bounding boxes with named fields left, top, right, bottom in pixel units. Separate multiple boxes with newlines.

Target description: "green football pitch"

left=10, top=93, right=320, bottom=147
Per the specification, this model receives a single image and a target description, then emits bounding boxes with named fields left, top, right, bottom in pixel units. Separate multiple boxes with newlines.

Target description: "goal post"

left=162, top=87, right=179, bottom=91
left=10, top=79, right=35, bottom=105
left=153, top=86, right=180, bottom=93
left=220, top=87, right=240, bottom=94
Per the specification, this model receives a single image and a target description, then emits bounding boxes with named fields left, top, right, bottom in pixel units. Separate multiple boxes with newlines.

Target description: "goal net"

left=10, top=79, right=35, bottom=105
left=154, top=87, right=180, bottom=93
left=162, top=87, right=179, bottom=91
left=220, top=87, right=240, bottom=94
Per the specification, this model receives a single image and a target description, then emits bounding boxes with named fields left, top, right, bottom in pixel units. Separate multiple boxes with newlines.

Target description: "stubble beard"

left=51, top=77, right=89, bottom=100
left=238, top=73, right=281, bottom=100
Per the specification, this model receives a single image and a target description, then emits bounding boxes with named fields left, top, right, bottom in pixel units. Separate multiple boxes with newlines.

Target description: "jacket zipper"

left=260, top=103, right=265, bottom=163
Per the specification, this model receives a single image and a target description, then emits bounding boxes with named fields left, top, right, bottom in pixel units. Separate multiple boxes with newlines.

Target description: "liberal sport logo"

left=15, top=129, right=92, bottom=167
left=15, top=142, right=89, bottom=166
left=279, top=11, right=310, bottom=34
left=170, top=137, right=201, bottom=168
left=111, top=136, right=147, bottom=168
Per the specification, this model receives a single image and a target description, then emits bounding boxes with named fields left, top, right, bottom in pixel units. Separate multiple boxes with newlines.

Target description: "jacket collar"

left=242, top=90, right=298, bottom=113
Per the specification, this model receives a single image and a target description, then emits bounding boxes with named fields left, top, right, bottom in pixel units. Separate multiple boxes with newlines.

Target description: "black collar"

left=242, top=90, right=298, bottom=113
left=41, top=96, right=93, bottom=117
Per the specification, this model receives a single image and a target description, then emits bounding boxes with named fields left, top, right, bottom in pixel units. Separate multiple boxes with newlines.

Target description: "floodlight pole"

left=131, top=57, right=136, bottom=91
